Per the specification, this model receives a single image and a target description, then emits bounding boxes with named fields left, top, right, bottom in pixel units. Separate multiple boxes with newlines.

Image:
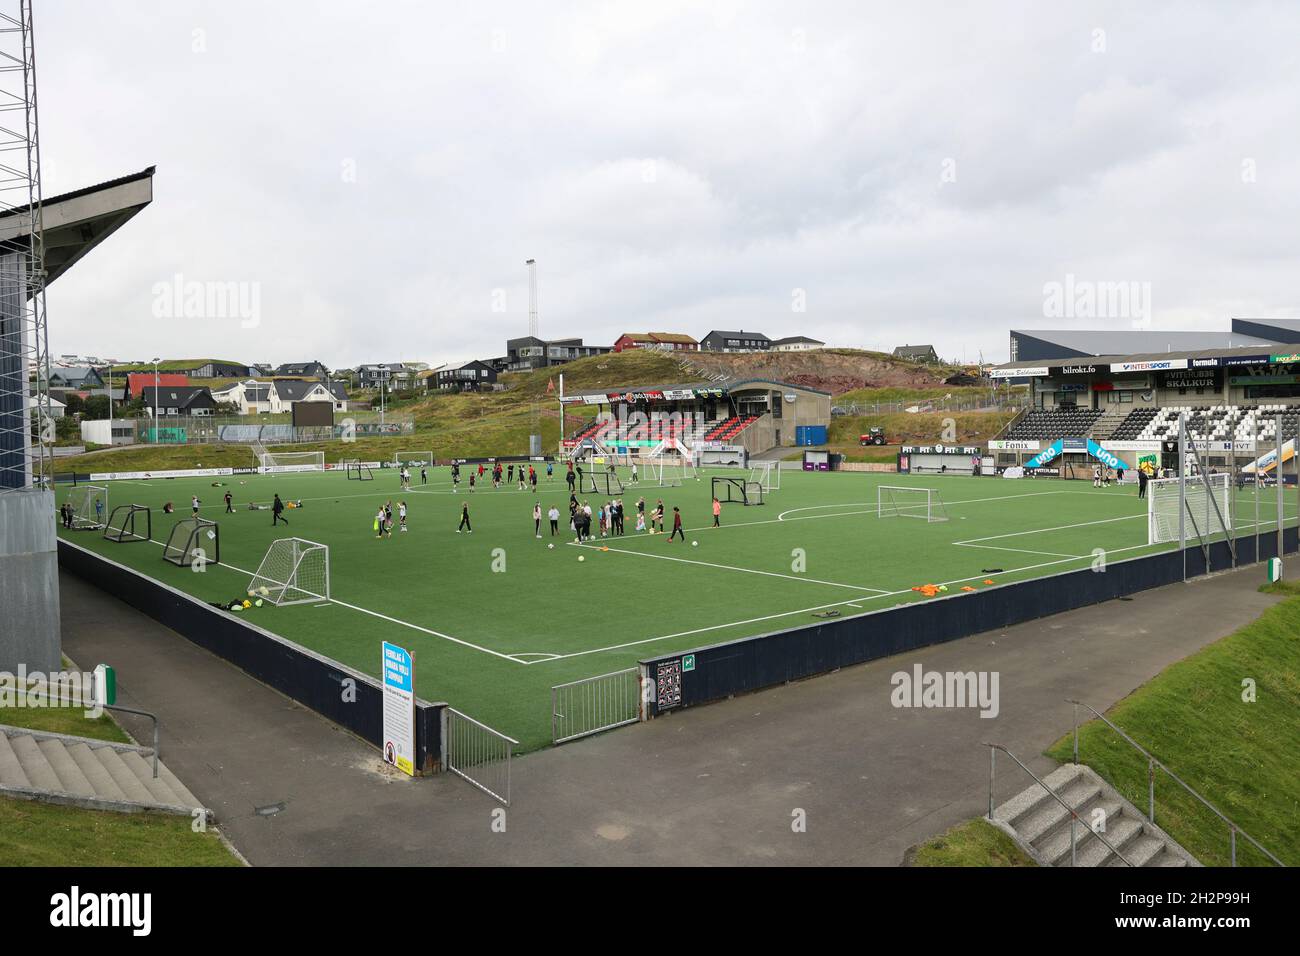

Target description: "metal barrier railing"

left=984, top=742, right=1135, bottom=867
left=552, top=668, right=641, bottom=745
left=444, top=707, right=517, bottom=805
left=1068, top=699, right=1284, bottom=866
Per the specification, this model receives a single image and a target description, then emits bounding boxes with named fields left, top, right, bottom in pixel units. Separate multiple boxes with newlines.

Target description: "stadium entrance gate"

left=551, top=668, right=641, bottom=744
left=443, top=707, right=517, bottom=805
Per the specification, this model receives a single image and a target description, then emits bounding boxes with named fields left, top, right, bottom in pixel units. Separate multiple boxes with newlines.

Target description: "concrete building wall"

left=0, top=489, right=61, bottom=673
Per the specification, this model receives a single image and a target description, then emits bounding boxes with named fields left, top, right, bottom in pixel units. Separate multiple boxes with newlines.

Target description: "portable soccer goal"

left=748, top=461, right=781, bottom=492
left=1147, top=473, right=1232, bottom=546
left=581, top=470, right=624, bottom=496
left=260, top=450, right=325, bottom=472
left=393, top=451, right=434, bottom=467
left=877, top=485, right=948, bottom=521
left=65, top=485, right=108, bottom=530
left=712, top=475, right=764, bottom=506
left=343, top=459, right=373, bottom=481
left=103, top=504, right=151, bottom=543
left=247, top=538, right=330, bottom=605
left=162, top=517, right=220, bottom=567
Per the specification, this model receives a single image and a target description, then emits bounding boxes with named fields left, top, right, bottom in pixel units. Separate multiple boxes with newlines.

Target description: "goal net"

left=581, top=470, right=624, bottom=496
left=343, top=459, right=373, bottom=481
left=877, top=485, right=948, bottom=521
left=162, top=517, right=220, bottom=567
left=248, top=538, right=330, bottom=605
left=712, top=475, right=764, bottom=506
left=103, top=504, right=151, bottom=543
left=1148, top=473, right=1231, bottom=545
left=393, top=451, right=433, bottom=467
left=261, top=450, right=325, bottom=472
left=748, top=461, right=781, bottom=492
left=65, top=485, right=108, bottom=530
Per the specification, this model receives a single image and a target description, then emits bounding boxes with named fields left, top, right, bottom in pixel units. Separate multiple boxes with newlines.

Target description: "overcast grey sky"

left=38, top=1, right=1300, bottom=368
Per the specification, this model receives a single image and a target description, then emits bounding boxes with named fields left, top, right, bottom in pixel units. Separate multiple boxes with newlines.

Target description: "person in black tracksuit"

left=457, top=501, right=472, bottom=533
left=224, top=491, right=234, bottom=514
left=669, top=506, right=685, bottom=542
left=272, top=493, right=287, bottom=525
left=1137, top=468, right=1149, bottom=499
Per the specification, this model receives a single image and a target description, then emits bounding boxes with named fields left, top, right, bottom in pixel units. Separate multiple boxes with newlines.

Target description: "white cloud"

left=35, top=0, right=1300, bottom=366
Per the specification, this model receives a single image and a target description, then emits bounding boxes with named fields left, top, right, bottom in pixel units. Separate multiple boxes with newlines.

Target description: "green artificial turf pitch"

left=55, top=467, right=1299, bottom=750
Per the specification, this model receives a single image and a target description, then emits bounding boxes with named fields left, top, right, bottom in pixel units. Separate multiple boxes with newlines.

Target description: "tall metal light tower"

left=525, top=258, right=542, bottom=456
left=0, top=0, right=51, bottom=493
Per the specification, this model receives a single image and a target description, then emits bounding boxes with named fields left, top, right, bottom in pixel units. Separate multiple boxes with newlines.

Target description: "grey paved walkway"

left=57, top=560, right=1283, bottom=865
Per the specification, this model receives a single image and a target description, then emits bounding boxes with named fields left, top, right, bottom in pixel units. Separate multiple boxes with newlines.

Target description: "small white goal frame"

left=260, top=450, right=325, bottom=472
left=247, top=537, right=331, bottom=606
left=65, top=485, right=108, bottom=529
left=877, top=485, right=948, bottom=522
left=1147, top=473, right=1232, bottom=546
left=748, top=461, right=781, bottom=492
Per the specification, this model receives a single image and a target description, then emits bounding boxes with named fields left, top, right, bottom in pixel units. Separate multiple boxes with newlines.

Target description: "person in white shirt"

left=398, top=501, right=408, bottom=532
left=547, top=505, right=560, bottom=536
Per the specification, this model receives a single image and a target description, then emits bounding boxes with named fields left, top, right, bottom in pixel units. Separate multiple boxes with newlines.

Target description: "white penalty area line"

left=125, top=534, right=528, bottom=665
left=569, top=538, right=890, bottom=594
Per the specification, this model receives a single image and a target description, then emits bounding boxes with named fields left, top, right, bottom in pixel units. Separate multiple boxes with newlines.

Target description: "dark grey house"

left=892, top=344, right=940, bottom=363
left=434, top=360, right=498, bottom=391
left=700, top=330, right=772, bottom=352
left=139, top=385, right=217, bottom=417
left=274, top=360, right=330, bottom=379
left=496, top=336, right=610, bottom=372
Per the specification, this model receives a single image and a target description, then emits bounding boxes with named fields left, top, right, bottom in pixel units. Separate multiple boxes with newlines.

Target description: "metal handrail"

left=102, top=704, right=160, bottom=778
left=1068, top=699, right=1284, bottom=867
left=984, top=742, right=1135, bottom=867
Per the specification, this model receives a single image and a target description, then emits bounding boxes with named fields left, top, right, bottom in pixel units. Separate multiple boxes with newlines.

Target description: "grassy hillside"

left=54, top=349, right=996, bottom=475
left=1043, top=584, right=1300, bottom=867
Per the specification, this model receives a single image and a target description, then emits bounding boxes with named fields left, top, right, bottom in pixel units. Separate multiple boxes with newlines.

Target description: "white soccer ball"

left=578, top=555, right=585, bottom=562
left=548, top=543, right=554, bottom=550
left=692, top=541, right=698, bottom=547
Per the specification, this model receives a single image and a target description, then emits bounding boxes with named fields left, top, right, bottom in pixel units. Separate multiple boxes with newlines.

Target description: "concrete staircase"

left=0, top=724, right=211, bottom=819
left=991, top=764, right=1197, bottom=867
left=1087, top=408, right=1131, bottom=442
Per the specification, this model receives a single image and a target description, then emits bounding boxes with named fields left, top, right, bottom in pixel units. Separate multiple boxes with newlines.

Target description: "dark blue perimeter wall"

left=640, top=529, right=1298, bottom=717
left=57, top=539, right=444, bottom=772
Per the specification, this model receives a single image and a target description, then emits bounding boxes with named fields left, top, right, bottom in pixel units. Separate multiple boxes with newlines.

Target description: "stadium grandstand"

left=990, top=341, right=1300, bottom=477
left=559, top=378, right=830, bottom=463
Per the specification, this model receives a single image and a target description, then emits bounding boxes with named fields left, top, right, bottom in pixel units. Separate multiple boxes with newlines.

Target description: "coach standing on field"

left=1137, top=467, right=1149, bottom=499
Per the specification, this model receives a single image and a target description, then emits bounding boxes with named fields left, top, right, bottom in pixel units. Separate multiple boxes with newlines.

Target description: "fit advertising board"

left=381, top=642, right=416, bottom=776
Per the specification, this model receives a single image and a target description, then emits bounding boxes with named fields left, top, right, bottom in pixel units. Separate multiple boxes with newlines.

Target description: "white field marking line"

left=525, top=541, right=1164, bottom=663
left=522, top=596, right=870, bottom=663
left=130, top=535, right=525, bottom=664
left=952, top=513, right=1143, bottom=545
left=569, top=539, right=890, bottom=594
left=774, top=488, right=1078, bottom=522
left=955, top=543, right=1082, bottom=559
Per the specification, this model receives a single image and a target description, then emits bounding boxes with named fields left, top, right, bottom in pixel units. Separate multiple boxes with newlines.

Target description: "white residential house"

left=268, top=379, right=349, bottom=414
left=770, top=335, right=825, bottom=352
left=210, top=379, right=274, bottom=415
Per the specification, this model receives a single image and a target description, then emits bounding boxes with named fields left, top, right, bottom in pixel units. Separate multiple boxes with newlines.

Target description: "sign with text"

left=381, top=642, right=416, bottom=776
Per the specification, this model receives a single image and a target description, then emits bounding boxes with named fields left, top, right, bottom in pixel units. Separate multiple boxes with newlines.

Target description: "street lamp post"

left=152, top=358, right=160, bottom=443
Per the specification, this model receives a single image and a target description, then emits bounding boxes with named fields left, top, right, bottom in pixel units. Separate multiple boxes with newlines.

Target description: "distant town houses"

left=267, top=379, right=349, bottom=413
left=613, top=332, right=700, bottom=353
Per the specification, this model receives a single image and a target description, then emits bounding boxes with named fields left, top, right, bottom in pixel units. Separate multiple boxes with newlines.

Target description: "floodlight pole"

left=1178, top=413, right=1187, bottom=581
left=1277, top=415, right=1283, bottom=561
left=152, top=357, right=159, bottom=443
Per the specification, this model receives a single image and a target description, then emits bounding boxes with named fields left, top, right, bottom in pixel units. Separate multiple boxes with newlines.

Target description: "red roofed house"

left=126, top=371, right=188, bottom=399
left=613, top=332, right=699, bottom=353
